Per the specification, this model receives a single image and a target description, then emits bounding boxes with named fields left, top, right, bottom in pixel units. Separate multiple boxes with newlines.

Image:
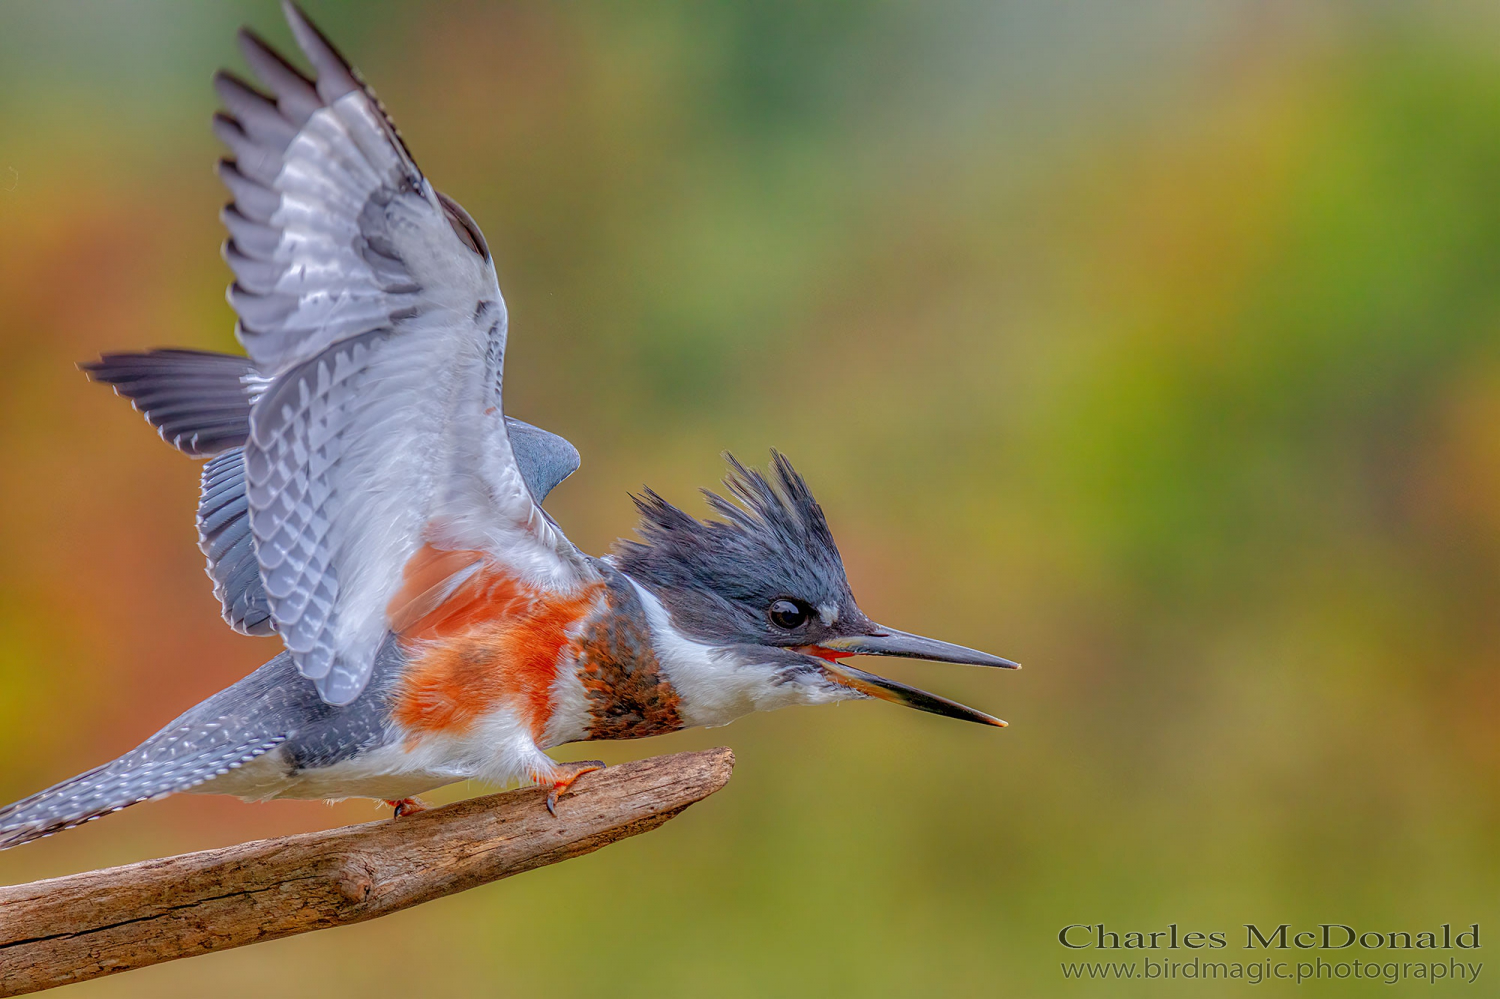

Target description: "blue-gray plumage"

left=0, top=642, right=407, bottom=849
left=85, top=348, right=579, bottom=503
left=616, top=453, right=868, bottom=649
left=84, top=347, right=581, bottom=639
left=198, top=448, right=272, bottom=635
left=80, top=348, right=258, bottom=456
left=507, top=419, right=582, bottom=506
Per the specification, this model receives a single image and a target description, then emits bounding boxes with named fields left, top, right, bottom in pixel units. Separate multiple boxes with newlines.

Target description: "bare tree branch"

left=0, top=747, right=734, bottom=996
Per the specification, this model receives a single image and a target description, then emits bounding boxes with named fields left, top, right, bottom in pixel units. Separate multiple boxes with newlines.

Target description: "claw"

left=543, top=760, right=605, bottom=816
left=384, top=797, right=427, bottom=819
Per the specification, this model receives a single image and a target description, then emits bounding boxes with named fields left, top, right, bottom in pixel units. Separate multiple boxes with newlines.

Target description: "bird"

left=0, top=2, right=1017, bottom=850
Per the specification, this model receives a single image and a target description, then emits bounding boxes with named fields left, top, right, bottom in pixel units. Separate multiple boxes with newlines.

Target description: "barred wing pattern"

left=216, top=2, right=590, bottom=704
left=84, top=348, right=584, bottom=643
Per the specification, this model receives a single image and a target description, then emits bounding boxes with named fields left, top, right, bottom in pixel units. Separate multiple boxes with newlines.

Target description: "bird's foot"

left=384, top=797, right=427, bottom=819
left=543, top=760, right=605, bottom=816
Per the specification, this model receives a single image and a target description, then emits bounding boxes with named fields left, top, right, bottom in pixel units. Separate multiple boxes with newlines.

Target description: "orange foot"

left=384, top=797, right=427, bottom=819
left=543, top=760, right=605, bottom=816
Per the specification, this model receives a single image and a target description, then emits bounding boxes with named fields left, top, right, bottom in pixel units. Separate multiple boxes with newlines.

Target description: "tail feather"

left=0, top=733, right=285, bottom=850
left=0, top=646, right=401, bottom=851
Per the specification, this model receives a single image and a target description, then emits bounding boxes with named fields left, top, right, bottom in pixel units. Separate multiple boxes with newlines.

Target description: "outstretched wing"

left=216, top=2, right=592, bottom=704
left=83, top=348, right=583, bottom=641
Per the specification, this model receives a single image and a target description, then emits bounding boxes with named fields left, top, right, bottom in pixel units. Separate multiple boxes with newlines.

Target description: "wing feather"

left=84, top=347, right=580, bottom=649
left=208, top=3, right=592, bottom=705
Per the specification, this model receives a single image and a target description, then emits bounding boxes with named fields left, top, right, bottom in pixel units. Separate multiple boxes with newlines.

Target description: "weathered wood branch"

left=0, top=747, right=734, bottom=996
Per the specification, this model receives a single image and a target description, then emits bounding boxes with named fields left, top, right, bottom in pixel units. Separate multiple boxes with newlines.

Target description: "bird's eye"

left=768, top=599, right=811, bottom=630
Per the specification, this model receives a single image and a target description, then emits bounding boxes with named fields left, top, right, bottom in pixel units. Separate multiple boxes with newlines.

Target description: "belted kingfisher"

left=0, top=2, right=1017, bottom=850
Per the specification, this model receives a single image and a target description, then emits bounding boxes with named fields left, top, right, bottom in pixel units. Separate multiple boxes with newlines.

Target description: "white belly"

left=188, top=704, right=562, bottom=802
left=191, top=745, right=468, bottom=801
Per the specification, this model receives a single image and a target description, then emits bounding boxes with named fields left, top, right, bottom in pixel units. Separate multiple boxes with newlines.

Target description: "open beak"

left=807, top=627, right=1017, bottom=727
left=817, top=629, right=1020, bottom=670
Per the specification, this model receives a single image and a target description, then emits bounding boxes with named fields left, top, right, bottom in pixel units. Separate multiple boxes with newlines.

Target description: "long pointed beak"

left=818, top=659, right=1007, bottom=727
left=817, top=628, right=1020, bottom=669
left=806, top=625, right=1015, bottom=727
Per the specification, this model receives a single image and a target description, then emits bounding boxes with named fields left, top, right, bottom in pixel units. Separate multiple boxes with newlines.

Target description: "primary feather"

left=85, top=347, right=584, bottom=642
left=211, top=1, right=592, bottom=704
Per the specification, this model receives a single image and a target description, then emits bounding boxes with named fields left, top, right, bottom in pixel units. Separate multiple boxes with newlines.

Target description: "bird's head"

left=612, top=452, right=1017, bottom=727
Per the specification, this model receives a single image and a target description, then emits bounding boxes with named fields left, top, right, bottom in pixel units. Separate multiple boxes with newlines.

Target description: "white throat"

left=628, top=578, right=849, bottom=729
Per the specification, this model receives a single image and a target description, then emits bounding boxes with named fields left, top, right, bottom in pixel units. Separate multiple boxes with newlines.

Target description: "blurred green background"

left=4, top=1, right=1500, bottom=995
